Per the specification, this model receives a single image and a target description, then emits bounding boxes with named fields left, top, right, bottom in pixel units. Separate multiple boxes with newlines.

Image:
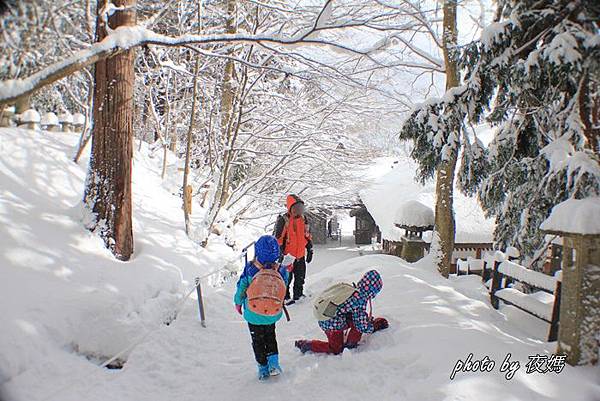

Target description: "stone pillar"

left=557, top=234, right=600, bottom=366
left=1, top=107, right=15, bottom=127
left=391, top=240, right=403, bottom=257
left=401, top=237, right=426, bottom=262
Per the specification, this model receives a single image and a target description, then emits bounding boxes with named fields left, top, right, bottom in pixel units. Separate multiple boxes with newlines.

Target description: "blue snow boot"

left=267, top=354, right=283, bottom=376
left=258, top=364, right=270, bottom=381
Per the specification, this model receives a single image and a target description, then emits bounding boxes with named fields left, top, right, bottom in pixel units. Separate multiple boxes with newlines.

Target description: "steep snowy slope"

left=0, top=128, right=257, bottom=401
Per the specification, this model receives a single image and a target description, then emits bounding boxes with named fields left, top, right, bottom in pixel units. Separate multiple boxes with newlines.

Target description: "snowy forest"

left=0, top=0, right=599, bottom=400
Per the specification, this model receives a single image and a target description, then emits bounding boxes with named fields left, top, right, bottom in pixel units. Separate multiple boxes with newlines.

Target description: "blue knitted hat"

left=255, top=235, right=280, bottom=265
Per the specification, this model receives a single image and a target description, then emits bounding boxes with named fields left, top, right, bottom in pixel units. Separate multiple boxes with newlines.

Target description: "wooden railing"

left=489, top=259, right=562, bottom=341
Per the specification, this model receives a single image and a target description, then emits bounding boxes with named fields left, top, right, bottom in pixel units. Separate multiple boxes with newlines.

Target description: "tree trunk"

left=183, top=57, right=201, bottom=236
left=83, top=0, right=136, bottom=261
left=218, top=0, right=238, bottom=207
left=156, top=70, right=175, bottom=155
left=165, top=72, right=175, bottom=156
left=200, top=0, right=237, bottom=246
left=579, top=70, right=600, bottom=153
left=182, top=0, right=203, bottom=236
left=434, top=0, right=459, bottom=278
left=15, top=96, right=30, bottom=114
left=74, top=70, right=96, bottom=163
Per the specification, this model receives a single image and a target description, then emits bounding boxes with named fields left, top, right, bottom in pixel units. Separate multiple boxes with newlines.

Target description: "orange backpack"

left=246, top=262, right=287, bottom=316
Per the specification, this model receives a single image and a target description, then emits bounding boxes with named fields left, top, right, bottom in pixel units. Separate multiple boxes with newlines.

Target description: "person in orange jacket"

left=273, top=194, right=313, bottom=304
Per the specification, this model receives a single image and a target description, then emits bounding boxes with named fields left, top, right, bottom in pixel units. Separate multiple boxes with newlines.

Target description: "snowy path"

left=51, top=254, right=599, bottom=401
left=303, top=234, right=382, bottom=279
left=62, top=238, right=383, bottom=401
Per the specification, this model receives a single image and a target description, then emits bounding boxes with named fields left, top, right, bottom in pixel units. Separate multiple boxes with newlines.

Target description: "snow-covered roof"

left=394, top=200, right=434, bottom=228
left=41, top=112, right=59, bottom=126
left=58, top=113, right=73, bottom=123
left=359, top=157, right=494, bottom=243
left=540, top=197, right=600, bottom=235
left=73, top=113, right=85, bottom=125
left=20, top=109, right=40, bottom=123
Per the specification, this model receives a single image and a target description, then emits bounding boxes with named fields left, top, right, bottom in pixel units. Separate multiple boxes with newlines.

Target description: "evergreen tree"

left=84, top=0, right=137, bottom=261
left=400, top=0, right=600, bottom=266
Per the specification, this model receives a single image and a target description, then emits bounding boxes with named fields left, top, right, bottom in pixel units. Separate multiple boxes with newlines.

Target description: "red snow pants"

left=309, top=321, right=362, bottom=354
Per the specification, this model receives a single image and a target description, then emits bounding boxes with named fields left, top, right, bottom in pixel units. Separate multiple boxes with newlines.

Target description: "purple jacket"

left=318, top=270, right=383, bottom=334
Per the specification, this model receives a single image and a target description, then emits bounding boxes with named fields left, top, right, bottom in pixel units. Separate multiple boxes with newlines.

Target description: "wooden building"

left=350, top=204, right=380, bottom=245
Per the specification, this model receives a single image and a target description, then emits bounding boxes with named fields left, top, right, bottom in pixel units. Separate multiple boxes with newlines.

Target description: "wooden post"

left=184, top=185, right=193, bottom=215
left=548, top=280, right=562, bottom=342
left=482, top=260, right=490, bottom=283
left=195, top=277, right=206, bottom=328
left=490, top=261, right=502, bottom=309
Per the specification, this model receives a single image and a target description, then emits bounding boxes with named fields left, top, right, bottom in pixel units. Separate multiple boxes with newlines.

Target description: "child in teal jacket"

left=234, top=235, right=289, bottom=380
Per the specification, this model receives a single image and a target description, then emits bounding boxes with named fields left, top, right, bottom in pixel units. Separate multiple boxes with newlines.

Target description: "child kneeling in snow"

left=295, top=270, right=388, bottom=354
left=234, top=235, right=289, bottom=380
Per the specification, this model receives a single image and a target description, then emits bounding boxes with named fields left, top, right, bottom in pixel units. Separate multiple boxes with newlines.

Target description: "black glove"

left=305, top=241, right=313, bottom=263
left=373, top=317, right=389, bottom=332
left=306, top=248, right=313, bottom=264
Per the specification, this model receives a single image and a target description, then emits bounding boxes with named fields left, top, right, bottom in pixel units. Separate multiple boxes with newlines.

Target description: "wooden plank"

left=548, top=280, right=562, bottom=341
left=490, top=261, right=502, bottom=310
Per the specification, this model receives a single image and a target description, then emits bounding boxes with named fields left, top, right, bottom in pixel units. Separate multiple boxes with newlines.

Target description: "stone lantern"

left=59, top=112, right=73, bottom=132
left=73, top=113, right=86, bottom=132
left=41, top=112, right=60, bottom=132
left=18, top=109, right=41, bottom=130
left=394, top=200, right=434, bottom=262
left=540, top=197, right=600, bottom=366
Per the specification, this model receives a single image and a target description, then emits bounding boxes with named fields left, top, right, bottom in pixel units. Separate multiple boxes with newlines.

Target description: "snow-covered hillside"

left=0, top=128, right=259, bottom=400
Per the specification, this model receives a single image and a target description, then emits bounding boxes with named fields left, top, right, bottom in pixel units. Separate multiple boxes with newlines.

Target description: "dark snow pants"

left=248, top=323, right=278, bottom=366
left=286, top=257, right=306, bottom=300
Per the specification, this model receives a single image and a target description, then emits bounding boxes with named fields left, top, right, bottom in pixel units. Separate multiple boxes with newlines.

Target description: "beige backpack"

left=246, top=262, right=287, bottom=316
left=312, top=283, right=357, bottom=321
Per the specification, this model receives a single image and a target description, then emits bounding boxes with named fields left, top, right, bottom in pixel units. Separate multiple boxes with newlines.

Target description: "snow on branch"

left=313, top=0, right=333, bottom=31
left=99, top=2, right=134, bottom=34
left=0, top=21, right=394, bottom=106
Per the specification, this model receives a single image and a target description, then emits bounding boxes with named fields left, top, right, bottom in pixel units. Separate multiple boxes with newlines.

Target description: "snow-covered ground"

left=309, top=233, right=381, bottom=275
left=1, top=128, right=598, bottom=401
